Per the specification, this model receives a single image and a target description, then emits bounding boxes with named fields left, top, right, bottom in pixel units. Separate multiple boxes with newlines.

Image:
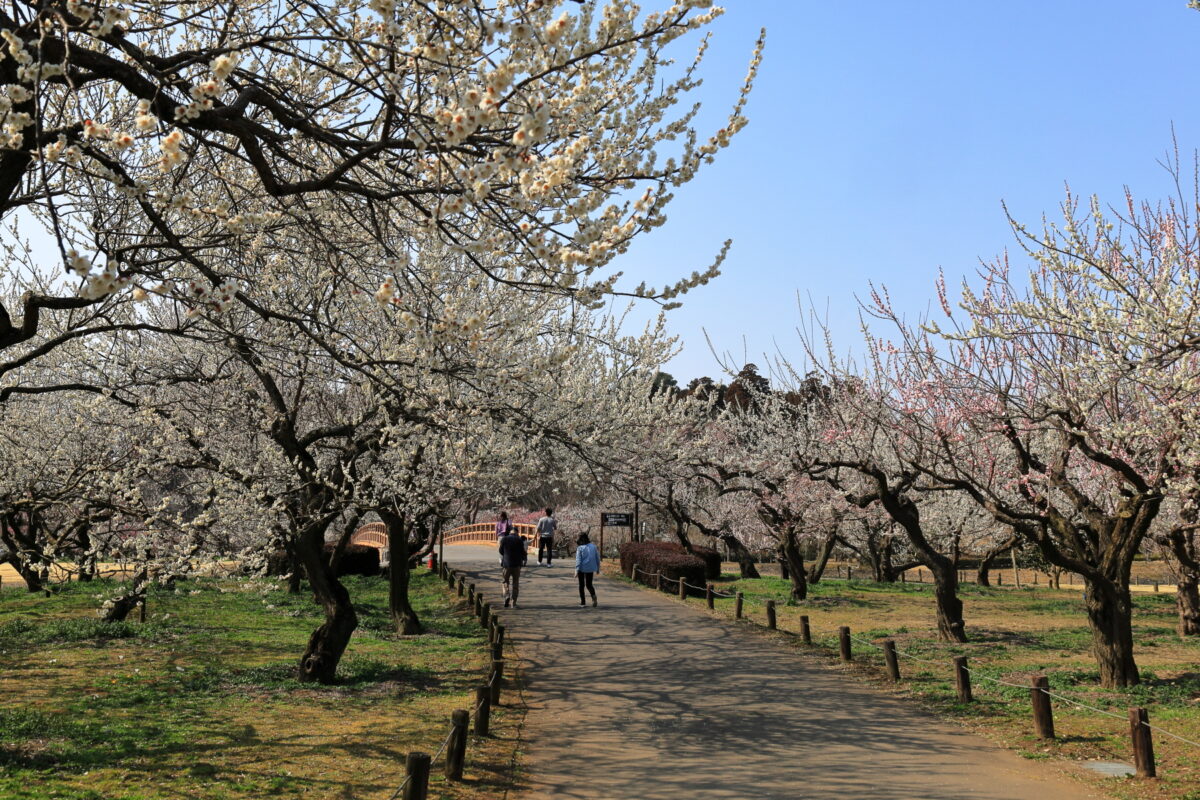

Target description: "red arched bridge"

left=349, top=521, right=536, bottom=550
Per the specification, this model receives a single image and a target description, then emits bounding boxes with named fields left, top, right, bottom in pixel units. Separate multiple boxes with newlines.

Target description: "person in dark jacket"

left=574, top=532, right=600, bottom=607
left=499, top=529, right=528, bottom=608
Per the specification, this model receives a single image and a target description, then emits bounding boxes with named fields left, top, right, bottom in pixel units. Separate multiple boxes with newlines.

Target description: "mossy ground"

left=0, top=571, right=520, bottom=799
left=605, top=560, right=1200, bottom=800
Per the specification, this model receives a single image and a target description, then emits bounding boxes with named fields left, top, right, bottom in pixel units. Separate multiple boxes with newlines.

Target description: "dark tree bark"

left=719, top=533, right=760, bottom=579
left=295, top=520, right=358, bottom=683
left=807, top=532, right=836, bottom=584
left=1083, top=578, right=1139, bottom=687
left=380, top=509, right=422, bottom=635
left=1176, top=573, right=1200, bottom=637
left=102, top=569, right=148, bottom=622
left=779, top=528, right=808, bottom=601
left=975, top=535, right=1018, bottom=588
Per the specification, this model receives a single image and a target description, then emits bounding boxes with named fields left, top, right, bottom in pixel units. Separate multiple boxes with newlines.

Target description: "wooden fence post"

left=838, top=626, right=852, bottom=662
left=457, top=576, right=465, bottom=596
left=1153, top=581, right=1159, bottom=592
left=996, top=573, right=1002, bottom=586
left=138, top=598, right=146, bottom=623
left=473, top=686, right=491, bottom=735
left=480, top=602, right=491, bottom=629
left=402, top=751, right=430, bottom=800
left=954, top=656, right=972, bottom=702
left=1030, top=675, right=1054, bottom=739
left=882, top=639, right=900, bottom=681
left=766, top=600, right=776, bottom=630
left=1129, top=707, right=1156, bottom=778
left=446, top=709, right=469, bottom=781
left=679, top=577, right=687, bottom=600
left=800, top=615, right=811, bottom=644
left=492, top=624, right=505, bottom=649
left=735, top=592, right=744, bottom=619
left=656, top=572, right=662, bottom=591
left=491, top=640, right=503, bottom=662
left=467, top=583, right=476, bottom=604
left=631, top=562, right=639, bottom=582
left=706, top=584, right=715, bottom=609
left=490, top=659, right=504, bottom=705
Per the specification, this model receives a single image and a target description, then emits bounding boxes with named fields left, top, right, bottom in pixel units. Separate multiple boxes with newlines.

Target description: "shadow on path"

left=444, top=549, right=1098, bottom=800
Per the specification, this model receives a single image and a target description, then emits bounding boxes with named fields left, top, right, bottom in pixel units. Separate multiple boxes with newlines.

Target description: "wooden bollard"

left=838, top=626, right=852, bottom=662
left=800, top=615, right=811, bottom=644
left=766, top=600, right=776, bottom=630
left=1033, top=572, right=1038, bottom=585
left=474, top=686, right=491, bottom=735
left=1153, top=581, right=1159, bottom=592
left=474, top=593, right=484, bottom=617
left=480, top=602, right=491, bottom=628
left=1030, top=675, right=1054, bottom=739
left=918, top=569, right=923, bottom=583
left=632, top=563, right=639, bottom=582
left=402, top=751, right=430, bottom=800
left=490, top=659, right=504, bottom=705
left=735, top=592, right=744, bottom=619
left=655, top=572, right=662, bottom=591
left=679, top=576, right=687, bottom=600
left=954, top=656, right=972, bottom=702
left=492, top=624, right=505, bottom=649
left=847, top=567, right=853, bottom=581
left=882, top=639, right=900, bottom=681
left=446, top=709, right=469, bottom=781
left=491, top=640, right=503, bottom=662
left=706, top=585, right=715, bottom=609
left=996, top=573, right=1002, bottom=586
left=1128, top=707, right=1156, bottom=778
left=467, top=583, right=476, bottom=604
left=457, top=576, right=465, bottom=596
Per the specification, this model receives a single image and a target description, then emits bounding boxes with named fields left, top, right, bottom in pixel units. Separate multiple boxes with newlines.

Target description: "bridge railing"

left=443, top=522, right=535, bottom=545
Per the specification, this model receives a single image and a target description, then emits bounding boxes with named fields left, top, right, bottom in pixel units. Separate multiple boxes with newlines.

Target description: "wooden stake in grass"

left=1128, top=707, right=1156, bottom=778
left=467, top=583, right=476, bottom=604
left=655, top=572, right=662, bottom=591
left=735, top=592, right=743, bottom=619
left=446, top=710, right=469, bottom=781
left=402, top=751, right=430, bottom=800
left=706, top=584, right=715, bottom=609
left=473, top=686, right=491, bottom=735
left=457, top=576, right=465, bottom=596
left=766, top=600, right=776, bottom=630
left=679, top=576, right=687, bottom=600
left=800, top=615, right=811, bottom=644
left=954, top=656, right=972, bottom=702
left=480, top=602, right=491, bottom=628
left=492, top=624, right=505, bottom=649
left=838, top=626, right=852, bottom=662
left=1030, top=675, right=1054, bottom=739
left=882, top=639, right=900, bottom=681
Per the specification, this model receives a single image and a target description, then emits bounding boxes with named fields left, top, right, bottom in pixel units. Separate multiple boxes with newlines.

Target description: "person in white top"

left=536, top=508, right=557, bottom=565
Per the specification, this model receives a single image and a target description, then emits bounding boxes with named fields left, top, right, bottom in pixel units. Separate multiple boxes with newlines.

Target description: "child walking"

left=574, top=532, right=600, bottom=607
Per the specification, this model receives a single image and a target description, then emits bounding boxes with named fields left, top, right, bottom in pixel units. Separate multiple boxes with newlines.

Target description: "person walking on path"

left=575, top=532, right=600, bottom=607
left=495, top=511, right=513, bottom=540
left=499, top=527, right=528, bottom=608
left=536, top=508, right=558, bottom=565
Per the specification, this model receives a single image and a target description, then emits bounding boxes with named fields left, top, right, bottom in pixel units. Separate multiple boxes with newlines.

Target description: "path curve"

left=445, top=549, right=1098, bottom=800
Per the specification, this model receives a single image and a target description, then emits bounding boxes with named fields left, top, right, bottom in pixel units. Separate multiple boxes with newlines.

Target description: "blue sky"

left=617, top=1, right=1200, bottom=384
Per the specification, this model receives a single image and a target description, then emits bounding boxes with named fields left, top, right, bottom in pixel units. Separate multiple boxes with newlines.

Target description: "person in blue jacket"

left=574, top=532, right=600, bottom=607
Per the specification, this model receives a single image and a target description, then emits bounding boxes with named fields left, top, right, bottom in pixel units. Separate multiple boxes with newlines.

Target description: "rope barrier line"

left=624, top=565, right=1200, bottom=753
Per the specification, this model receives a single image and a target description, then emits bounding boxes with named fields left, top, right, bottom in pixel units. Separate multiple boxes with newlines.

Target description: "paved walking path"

left=445, top=548, right=1098, bottom=800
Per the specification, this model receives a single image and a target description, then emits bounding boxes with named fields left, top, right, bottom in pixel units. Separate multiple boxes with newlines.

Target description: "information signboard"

left=601, top=512, right=632, bottom=527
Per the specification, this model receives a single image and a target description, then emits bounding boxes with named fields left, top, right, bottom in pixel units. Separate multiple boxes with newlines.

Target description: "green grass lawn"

left=608, top=563, right=1200, bottom=800
left=0, top=571, right=517, bottom=800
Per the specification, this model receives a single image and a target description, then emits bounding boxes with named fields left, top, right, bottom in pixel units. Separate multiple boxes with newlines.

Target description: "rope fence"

left=384, top=564, right=513, bottom=800
left=620, top=560, right=1199, bottom=778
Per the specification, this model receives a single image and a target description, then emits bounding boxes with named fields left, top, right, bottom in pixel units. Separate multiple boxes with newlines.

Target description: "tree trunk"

left=780, top=532, right=808, bottom=601
left=381, top=510, right=422, bottom=635
left=719, top=534, right=760, bottom=578
left=1083, top=577, right=1139, bottom=687
left=1176, top=573, right=1200, bottom=637
left=102, top=570, right=148, bottom=622
left=976, top=535, right=1018, bottom=588
left=807, top=533, right=836, bottom=584
left=930, top=561, right=967, bottom=642
left=295, top=524, right=358, bottom=684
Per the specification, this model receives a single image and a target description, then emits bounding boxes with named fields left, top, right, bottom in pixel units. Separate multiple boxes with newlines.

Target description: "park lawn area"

left=606, top=562, right=1200, bottom=800
left=0, top=571, right=517, bottom=800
